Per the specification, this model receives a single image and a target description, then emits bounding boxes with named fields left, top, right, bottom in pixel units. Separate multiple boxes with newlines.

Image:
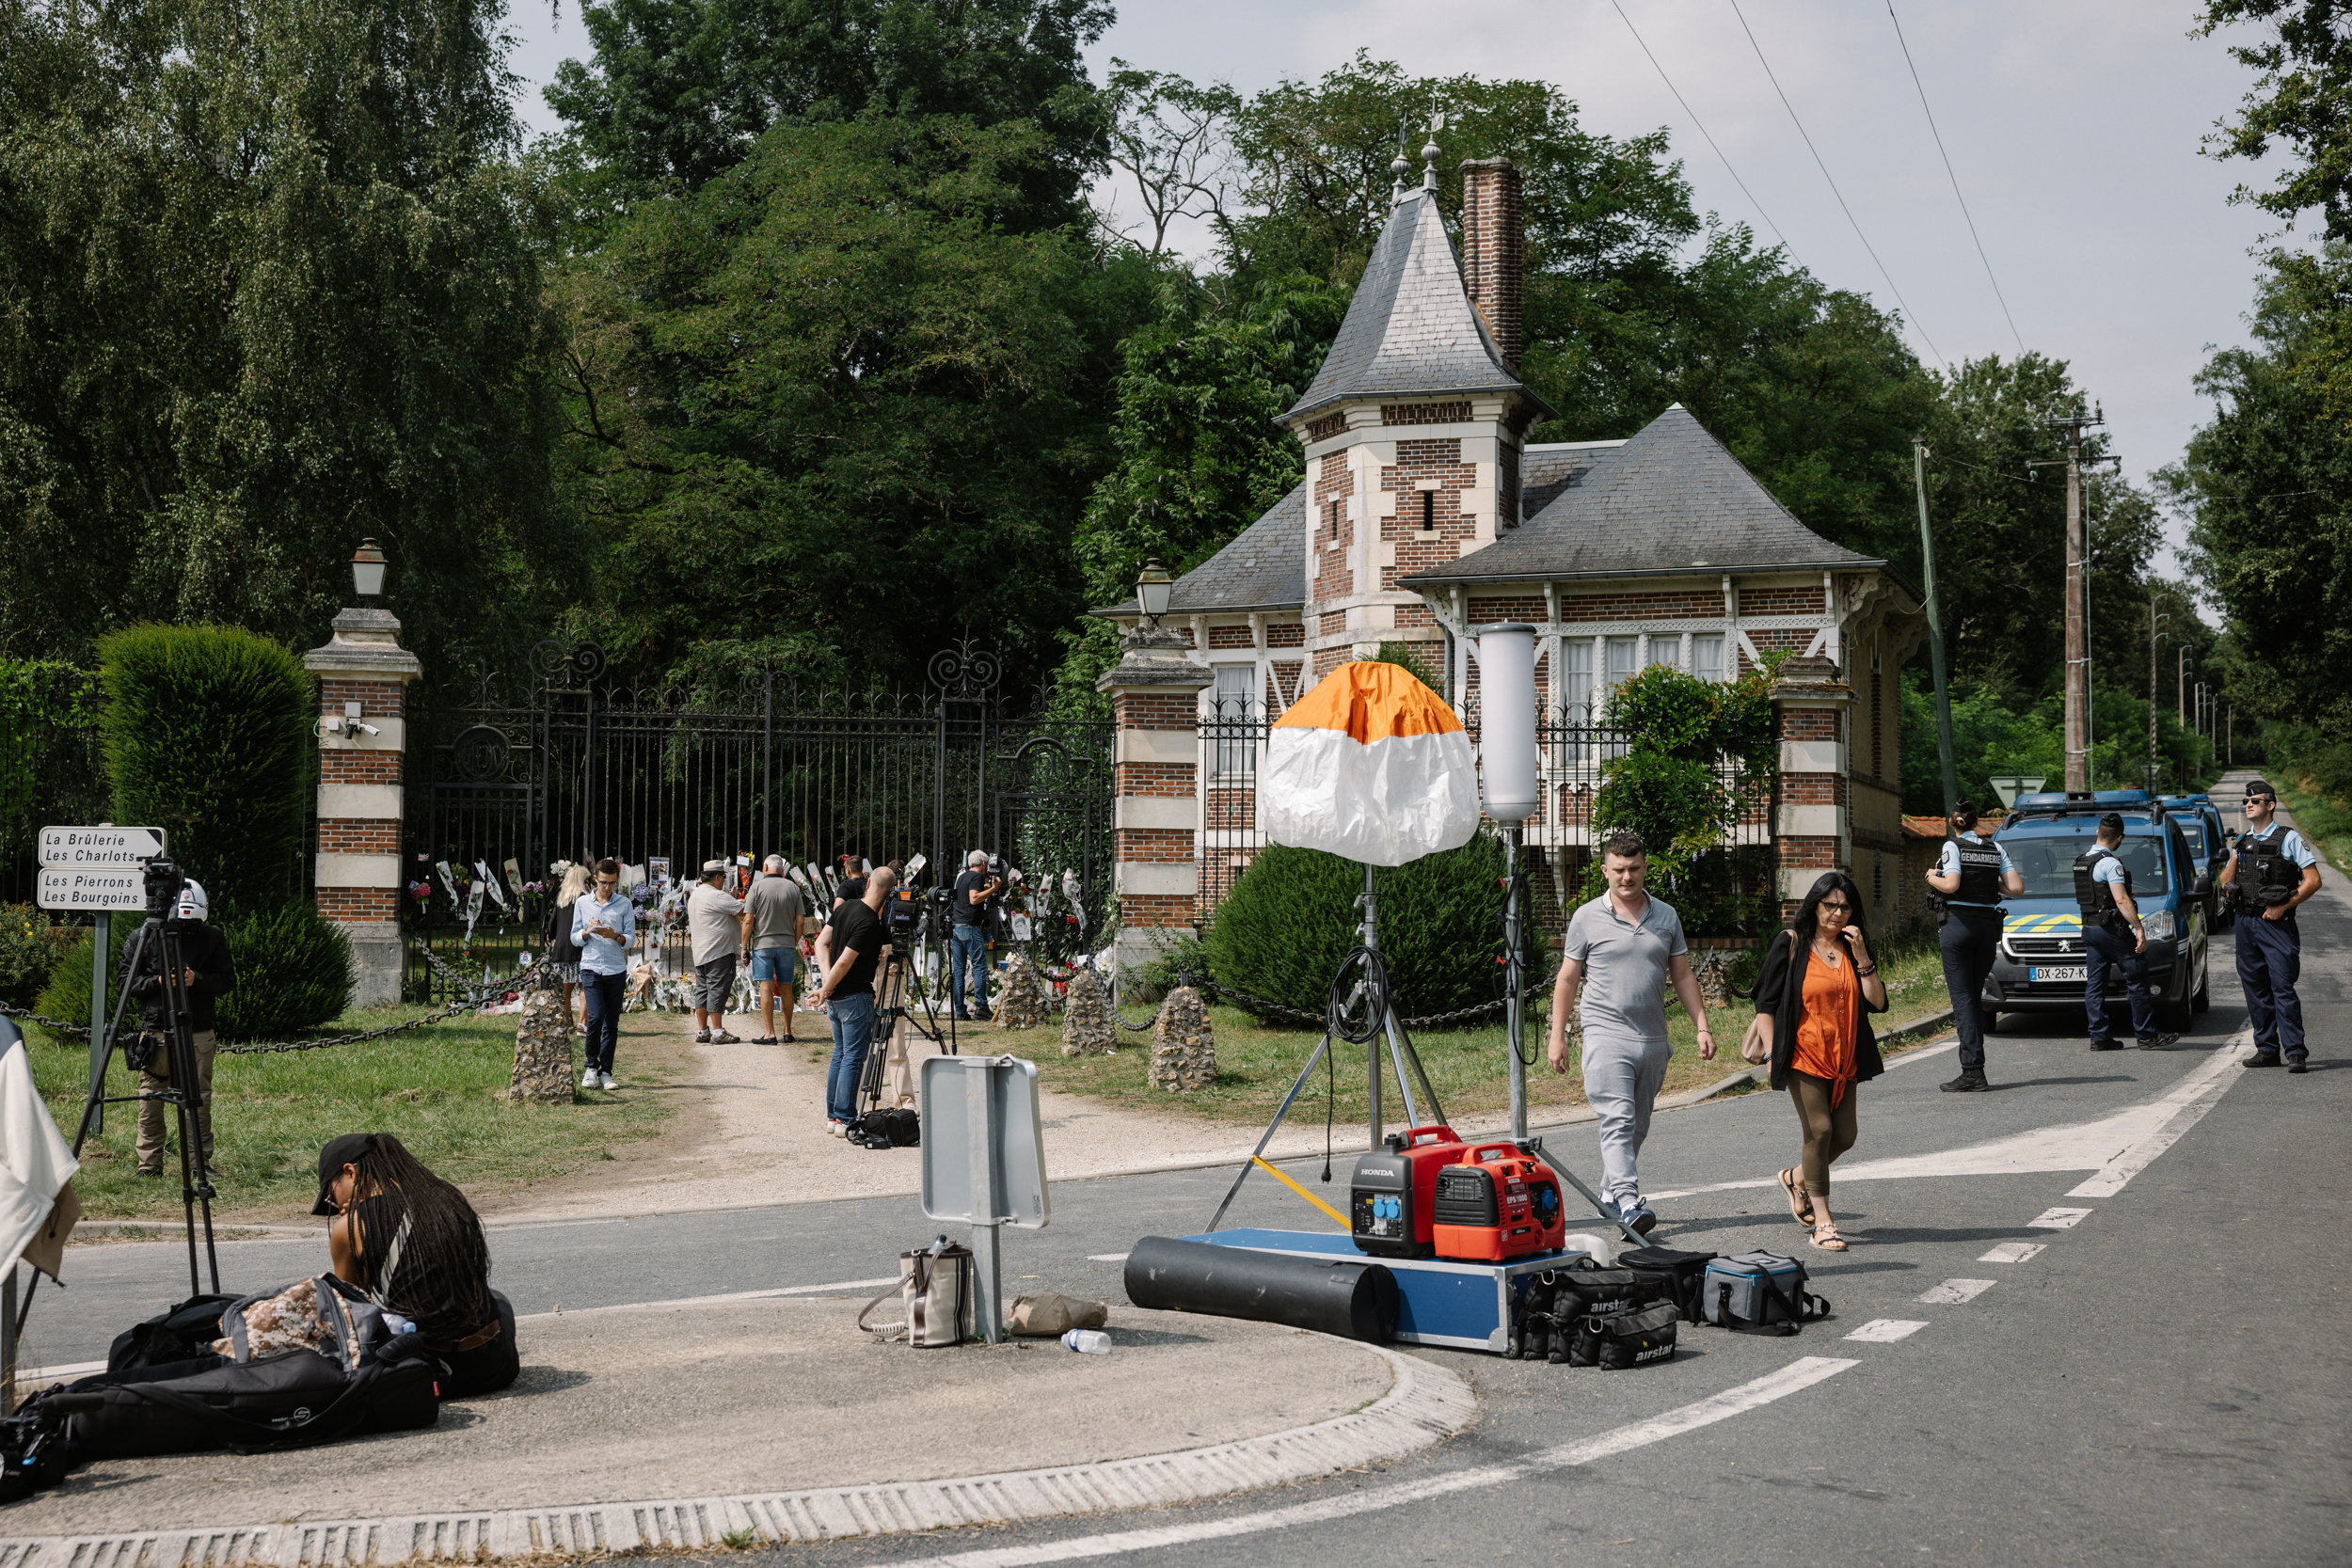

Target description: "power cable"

left=1885, top=2, right=2026, bottom=356
left=1727, top=0, right=1948, bottom=371
left=1607, top=0, right=1791, bottom=252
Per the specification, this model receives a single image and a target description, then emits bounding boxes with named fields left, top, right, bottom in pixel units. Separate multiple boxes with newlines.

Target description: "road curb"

left=0, top=1344, right=1474, bottom=1563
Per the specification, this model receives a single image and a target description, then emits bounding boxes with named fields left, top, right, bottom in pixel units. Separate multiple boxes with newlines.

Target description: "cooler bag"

left=1703, top=1250, right=1830, bottom=1336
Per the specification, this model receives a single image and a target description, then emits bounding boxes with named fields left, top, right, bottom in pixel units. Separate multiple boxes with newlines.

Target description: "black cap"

left=313, top=1132, right=375, bottom=1215
left=2244, top=779, right=2277, bottom=799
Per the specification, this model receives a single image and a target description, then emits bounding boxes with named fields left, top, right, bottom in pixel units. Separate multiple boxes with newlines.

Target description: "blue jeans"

left=2083, top=922, right=2155, bottom=1044
left=580, top=970, right=626, bottom=1074
left=826, top=992, right=878, bottom=1124
left=1940, top=907, right=2002, bottom=1070
left=949, top=926, right=991, bottom=1016
left=2236, top=911, right=2305, bottom=1058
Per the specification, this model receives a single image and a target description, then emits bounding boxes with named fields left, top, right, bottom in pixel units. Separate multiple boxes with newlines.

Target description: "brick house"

left=1095, top=148, right=1926, bottom=962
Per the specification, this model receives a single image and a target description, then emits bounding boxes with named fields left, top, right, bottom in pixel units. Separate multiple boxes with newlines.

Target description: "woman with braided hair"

left=312, top=1132, right=518, bottom=1395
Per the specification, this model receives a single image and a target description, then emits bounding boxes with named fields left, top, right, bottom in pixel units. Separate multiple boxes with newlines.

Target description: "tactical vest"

left=2073, top=847, right=2129, bottom=929
left=2234, top=831, right=2304, bottom=910
left=1951, top=837, right=2005, bottom=904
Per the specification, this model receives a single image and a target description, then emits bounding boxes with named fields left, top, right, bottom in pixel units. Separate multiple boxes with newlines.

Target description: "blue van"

left=2157, top=795, right=2233, bottom=929
left=1981, top=792, right=2212, bottom=1032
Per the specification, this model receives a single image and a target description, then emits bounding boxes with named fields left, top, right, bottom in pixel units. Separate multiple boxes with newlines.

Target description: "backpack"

left=1703, top=1251, right=1831, bottom=1336
left=848, top=1107, right=920, bottom=1149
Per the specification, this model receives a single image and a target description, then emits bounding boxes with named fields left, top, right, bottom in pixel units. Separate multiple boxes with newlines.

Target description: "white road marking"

left=15, top=1358, right=104, bottom=1384
left=1917, top=1278, right=1996, bottom=1304
left=2067, top=1034, right=2249, bottom=1197
left=1846, top=1319, right=1929, bottom=1342
left=516, top=1276, right=899, bottom=1322
left=878, top=1357, right=1860, bottom=1567
left=2029, top=1207, right=2093, bottom=1229
left=1979, top=1242, right=2047, bottom=1263
left=1087, top=1253, right=1130, bottom=1262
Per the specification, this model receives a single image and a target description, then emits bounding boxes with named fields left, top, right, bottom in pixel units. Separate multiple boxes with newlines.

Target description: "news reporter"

left=811, top=866, right=893, bottom=1136
left=128, top=878, right=235, bottom=1177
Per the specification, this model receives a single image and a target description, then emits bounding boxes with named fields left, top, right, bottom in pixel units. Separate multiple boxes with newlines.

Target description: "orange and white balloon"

left=1261, top=661, right=1482, bottom=866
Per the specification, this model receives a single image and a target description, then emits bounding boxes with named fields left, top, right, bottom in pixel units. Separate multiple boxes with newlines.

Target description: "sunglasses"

left=2245, top=797, right=2274, bottom=805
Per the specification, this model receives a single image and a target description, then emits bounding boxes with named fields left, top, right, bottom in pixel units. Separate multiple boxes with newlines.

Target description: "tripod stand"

left=1205, top=864, right=1446, bottom=1231
left=854, top=942, right=947, bottom=1124
left=70, top=889, right=220, bottom=1298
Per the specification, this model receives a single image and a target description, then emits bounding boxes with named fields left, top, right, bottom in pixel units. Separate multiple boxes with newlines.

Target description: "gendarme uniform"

left=1936, top=830, right=2013, bottom=1079
left=2074, top=843, right=2157, bottom=1048
left=2232, top=815, right=2318, bottom=1065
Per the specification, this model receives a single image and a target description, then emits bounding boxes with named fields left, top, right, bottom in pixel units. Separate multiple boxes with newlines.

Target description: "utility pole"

left=2044, top=406, right=2104, bottom=794
left=2147, top=594, right=2164, bottom=793
left=1913, top=438, right=1962, bottom=812
left=2228, top=705, right=2234, bottom=765
left=2177, top=647, right=2189, bottom=732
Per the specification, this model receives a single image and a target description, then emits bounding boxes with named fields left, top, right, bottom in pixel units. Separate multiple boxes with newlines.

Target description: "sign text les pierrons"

left=38, top=827, right=167, bottom=868
left=36, top=868, right=147, bottom=912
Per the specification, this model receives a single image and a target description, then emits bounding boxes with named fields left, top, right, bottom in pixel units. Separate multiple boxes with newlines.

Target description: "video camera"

left=143, top=857, right=187, bottom=922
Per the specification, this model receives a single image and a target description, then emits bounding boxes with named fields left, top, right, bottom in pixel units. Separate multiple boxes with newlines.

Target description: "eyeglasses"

left=1818, top=901, right=1852, bottom=913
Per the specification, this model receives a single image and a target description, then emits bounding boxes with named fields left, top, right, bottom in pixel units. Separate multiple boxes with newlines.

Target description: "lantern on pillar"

left=351, top=539, right=388, bottom=598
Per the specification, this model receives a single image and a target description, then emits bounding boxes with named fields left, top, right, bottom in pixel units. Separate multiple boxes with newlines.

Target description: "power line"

left=1607, top=0, right=1790, bottom=253
left=1885, top=2, right=2026, bottom=356
left=1727, top=0, right=1948, bottom=371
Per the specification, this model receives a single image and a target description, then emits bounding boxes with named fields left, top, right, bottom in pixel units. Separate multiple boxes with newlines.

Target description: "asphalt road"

left=24, top=772, right=2348, bottom=1563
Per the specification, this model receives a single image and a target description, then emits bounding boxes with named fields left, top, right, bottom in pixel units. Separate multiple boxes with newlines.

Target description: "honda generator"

left=1432, top=1142, right=1565, bottom=1263
left=1348, top=1123, right=1465, bottom=1259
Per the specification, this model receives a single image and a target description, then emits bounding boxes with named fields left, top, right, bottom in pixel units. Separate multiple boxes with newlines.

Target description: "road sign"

left=36, top=868, right=147, bottom=912
left=39, top=826, right=166, bottom=868
left=1985, top=777, right=2045, bottom=811
left=921, top=1054, right=1049, bottom=1229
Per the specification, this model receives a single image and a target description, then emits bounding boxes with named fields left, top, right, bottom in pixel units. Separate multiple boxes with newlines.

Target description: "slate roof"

left=1091, top=482, right=1307, bottom=618
left=1400, top=404, right=1883, bottom=586
left=1284, top=187, right=1549, bottom=423
left=1521, top=441, right=1625, bottom=517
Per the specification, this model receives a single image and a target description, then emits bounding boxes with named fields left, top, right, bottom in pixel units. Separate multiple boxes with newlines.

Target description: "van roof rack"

left=2006, top=789, right=2166, bottom=826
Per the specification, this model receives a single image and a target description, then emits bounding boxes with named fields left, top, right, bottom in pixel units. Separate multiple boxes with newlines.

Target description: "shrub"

left=1122, top=933, right=1211, bottom=1003
left=98, top=625, right=313, bottom=918
left=2, top=907, right=90, bottom=1012
left=1205, top=833, right=1510, bottom=1022
left=30, top=905, right=349, bottom=1041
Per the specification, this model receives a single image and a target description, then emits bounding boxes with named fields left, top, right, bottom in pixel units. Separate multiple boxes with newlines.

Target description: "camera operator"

left=950, top=850, right=999, bottom=1022
left=812, top=866, right=893, bottom=1137
left=124, top=879, right=235, bottom=1179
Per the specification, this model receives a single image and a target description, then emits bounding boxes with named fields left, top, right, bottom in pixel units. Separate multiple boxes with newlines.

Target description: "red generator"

left=1431, top=1142, right=1567, bottom=1263
left=1348, top=1123, right=1466, bottom=1259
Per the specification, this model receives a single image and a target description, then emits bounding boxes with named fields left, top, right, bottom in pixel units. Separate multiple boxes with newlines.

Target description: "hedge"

left=34, top=903, right=350, bottom=1042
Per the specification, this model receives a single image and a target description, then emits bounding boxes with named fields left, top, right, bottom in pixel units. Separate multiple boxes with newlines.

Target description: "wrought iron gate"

left=404, top=641, right=1112, bottom=996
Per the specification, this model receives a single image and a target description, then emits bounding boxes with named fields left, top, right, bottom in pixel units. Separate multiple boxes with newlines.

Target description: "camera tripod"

left=852, top=942, right=950, bottom=1124
left=69, top=869, right=221, bottom=1298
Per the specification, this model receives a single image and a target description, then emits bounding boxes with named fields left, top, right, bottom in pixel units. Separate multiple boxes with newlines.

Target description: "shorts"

left=695, top=955, right=737, bottom=1012
left=749, top=946, right=797, bottom=985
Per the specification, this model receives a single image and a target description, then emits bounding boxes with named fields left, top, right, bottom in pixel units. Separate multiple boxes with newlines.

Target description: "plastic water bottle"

left=1060, top=1329, right=1111, bottom=1354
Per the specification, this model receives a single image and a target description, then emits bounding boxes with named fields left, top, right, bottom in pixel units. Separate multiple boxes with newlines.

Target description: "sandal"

left=1779, top=1168, right=1815, bottom=1227
left=1809, top=1221, right=1848, bottom=1252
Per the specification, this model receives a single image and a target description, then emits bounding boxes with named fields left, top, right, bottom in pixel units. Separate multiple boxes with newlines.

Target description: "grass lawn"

left=32, top=1006, right=672, bottom=1223
left=993, top=931, right=1951, bottom=1128
left=2278, top=773, right=2352, bottom=875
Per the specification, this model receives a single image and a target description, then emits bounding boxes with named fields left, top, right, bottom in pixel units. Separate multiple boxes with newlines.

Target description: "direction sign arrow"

left=37, top=867, right=148, bottom=913
left=39, top=826, right=166, bottom=868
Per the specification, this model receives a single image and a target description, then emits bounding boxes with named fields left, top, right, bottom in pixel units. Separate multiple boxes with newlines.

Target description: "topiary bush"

left=31, top=905, right=349, bottom=1041
left=97, top=625, right=313, bottom=919
left=1204, top=833, right=1510, bottom=1023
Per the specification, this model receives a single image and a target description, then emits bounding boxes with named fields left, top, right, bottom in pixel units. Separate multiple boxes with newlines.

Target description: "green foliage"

left=0, top=907, right=83, bottom=1011
left=2198, top=1, right=2352, bottom=240
left=99, top=626, right=313, bottom=918
left=1122, top=932, right=1211, bottom=1004
left=31, top=919, right=127, bottom=1037
left=0, top=0, right=573, bottom=680
left=1369, top=642, right=1442, bottom=694
left=0, top=660, right=102, bottom=832
left=1203, top=835, right=1507, bottom=1022
left=1897, top=671, right=2216, bottom=815
left=213, top=904, right=354, bottom=1039
left=1584, top=664, right=1772, bottom=936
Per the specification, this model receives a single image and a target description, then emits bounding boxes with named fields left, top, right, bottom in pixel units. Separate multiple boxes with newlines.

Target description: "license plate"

left=2030, top=965, right=2087, bottom=984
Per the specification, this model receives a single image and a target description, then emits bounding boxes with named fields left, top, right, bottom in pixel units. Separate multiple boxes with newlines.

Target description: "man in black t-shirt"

left=949, top=850, right=1000, bottom=1021
left=813, top=866, right=894, bottom=1134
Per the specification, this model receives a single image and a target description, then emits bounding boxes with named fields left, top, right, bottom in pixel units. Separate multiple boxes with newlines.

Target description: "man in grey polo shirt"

left=1546, top=831, right=1715, bottom=1233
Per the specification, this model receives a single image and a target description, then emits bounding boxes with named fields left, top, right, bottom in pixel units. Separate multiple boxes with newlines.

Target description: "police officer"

left=1927, top=801, right=2021, bottom=1093
left=2217, top=779, right=2323, bottom=1071
left=2075, top=813, right=2175, bottom=1052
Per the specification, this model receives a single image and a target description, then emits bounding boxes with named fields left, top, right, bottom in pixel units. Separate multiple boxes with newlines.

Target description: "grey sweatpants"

left=1582, top=1033, right=1673, bottom=1212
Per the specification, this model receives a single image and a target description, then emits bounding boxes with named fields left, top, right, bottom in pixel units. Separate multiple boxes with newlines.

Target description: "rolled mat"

left=1123, top=1236, right=1398, bottom=1343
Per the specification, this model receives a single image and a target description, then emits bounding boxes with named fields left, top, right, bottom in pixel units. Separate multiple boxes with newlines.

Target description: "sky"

left=499, top=1, right=2283, bottom=579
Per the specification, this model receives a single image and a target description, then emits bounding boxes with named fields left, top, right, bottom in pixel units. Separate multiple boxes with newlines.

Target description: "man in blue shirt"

left=1926, top=801, right=2023, bottom=1093
left=2077, top=813, right=2173, bottom=1052
left=2218, top=780, right=2324, bottom=1071
left=570, top=858, right=636, bottom=1091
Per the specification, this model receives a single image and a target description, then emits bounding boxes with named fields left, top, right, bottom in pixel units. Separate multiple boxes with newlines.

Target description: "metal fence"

left=405, top=641, right=1114, bottom=999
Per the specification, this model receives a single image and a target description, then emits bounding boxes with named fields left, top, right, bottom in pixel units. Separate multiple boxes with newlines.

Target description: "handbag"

left=1740, top=1011, right=1771, bottom=1066
left=858, top=1236, right=974, bottom=1348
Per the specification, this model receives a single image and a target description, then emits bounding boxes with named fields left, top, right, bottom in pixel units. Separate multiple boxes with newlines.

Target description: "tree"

left=0, top=0, right=571, bottom=681
left=2200, top=0, right=2352, bottom=241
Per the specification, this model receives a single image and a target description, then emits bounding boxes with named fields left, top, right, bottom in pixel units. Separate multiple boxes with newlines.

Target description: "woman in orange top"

left=1748, top=872, right=1888, bottom=1251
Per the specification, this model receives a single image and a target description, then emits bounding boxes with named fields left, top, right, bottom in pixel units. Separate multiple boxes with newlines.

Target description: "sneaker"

left=581, top=1067, right=599, bottom=1088
left=1940, top=1069, right=1991, bottom=1093
left=693, top=1030, right=711, bottom=1043
left=2244, top=1052, right=2281, bottom=1069
left=1624, top=1207, right=1659, bottom=1235
left=2138, top=1033, right=2181, bottom=1051
left=599, top=1071, right=617, bottom=1090
left=2288, top=1057, right=2309, bottom=1075
left=2088, top=1037, right=2124, bottom=1052
left=709, top=1030, right=740, bottom=1044
left=972, top=1010, right=993, bottom=1023
left=827, top=1120, right=847, bottom=1138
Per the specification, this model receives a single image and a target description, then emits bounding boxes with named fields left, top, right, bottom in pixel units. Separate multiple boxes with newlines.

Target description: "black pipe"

left=1124, top=1237, right=1398, bottom=1343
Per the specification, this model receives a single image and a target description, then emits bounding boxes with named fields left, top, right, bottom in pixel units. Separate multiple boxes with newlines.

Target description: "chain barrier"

left=1111, top=974, right=1561, bottom=1036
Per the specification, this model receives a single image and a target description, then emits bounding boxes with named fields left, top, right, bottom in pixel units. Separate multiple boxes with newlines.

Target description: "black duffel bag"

left=1573, top=1301, right=1679, bottom=1369
left=1615, top=1246, right=1719, bottom=1325
left=60, top=1348, right=441, bottom=1461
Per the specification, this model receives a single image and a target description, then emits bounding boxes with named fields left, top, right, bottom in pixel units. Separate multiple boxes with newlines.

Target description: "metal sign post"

left=37, top=829, right=165, bottom=1127
left=920, top=1054, right=1049, bottom=1343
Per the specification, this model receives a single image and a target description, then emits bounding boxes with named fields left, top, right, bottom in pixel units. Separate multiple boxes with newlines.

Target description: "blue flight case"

left=1184, top=1227, right=1599, bottom=1353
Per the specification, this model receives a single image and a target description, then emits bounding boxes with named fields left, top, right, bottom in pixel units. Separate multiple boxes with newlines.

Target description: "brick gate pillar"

left=1770, top=654, right=1853, bottom=919
left=1097, top=620, right=1212, bottom=975
left=303, top=608, right=422, bottom=1007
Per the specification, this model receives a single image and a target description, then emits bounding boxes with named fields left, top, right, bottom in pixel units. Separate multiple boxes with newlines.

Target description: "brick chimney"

left=1460, top=157, right=1524, bottom=371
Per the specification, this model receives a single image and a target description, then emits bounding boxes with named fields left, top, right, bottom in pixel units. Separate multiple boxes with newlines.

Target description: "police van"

left=1981, top=790, right=2212, bottom=1032
left=2157, top=794, right=2233, bottom=930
